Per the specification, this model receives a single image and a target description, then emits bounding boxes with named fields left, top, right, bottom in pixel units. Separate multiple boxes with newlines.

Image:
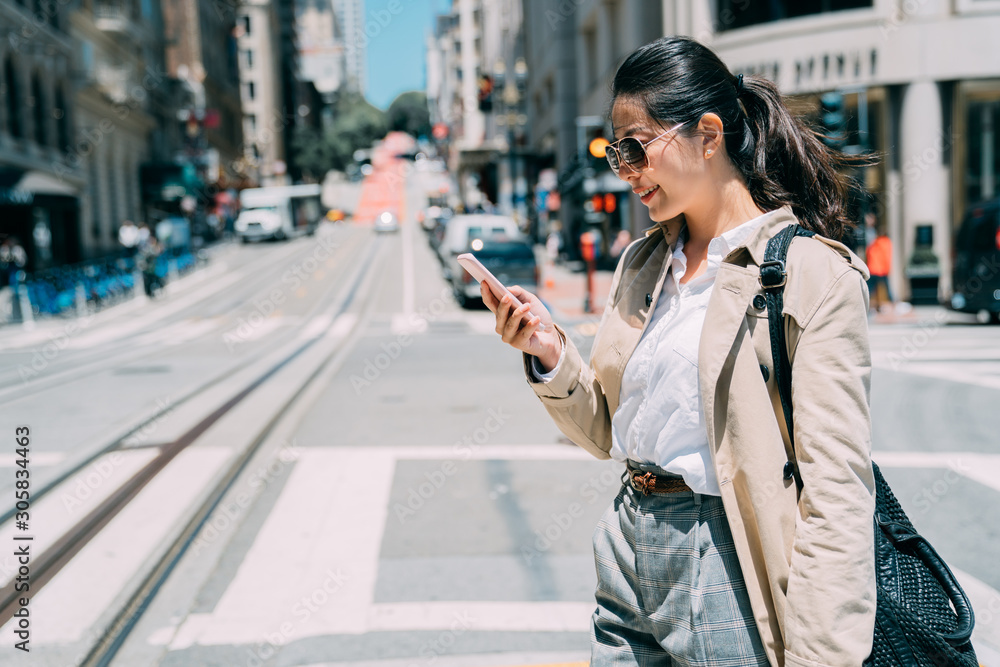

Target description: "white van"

left=235, top=184, right=323, bottom=242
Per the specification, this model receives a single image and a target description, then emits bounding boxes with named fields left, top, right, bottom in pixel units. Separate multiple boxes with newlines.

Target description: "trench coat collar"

left=727, top=204, right=799, bottom=266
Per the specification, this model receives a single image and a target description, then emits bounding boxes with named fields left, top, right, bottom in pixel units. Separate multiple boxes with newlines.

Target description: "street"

left=0, top=162, right=998, bottom=667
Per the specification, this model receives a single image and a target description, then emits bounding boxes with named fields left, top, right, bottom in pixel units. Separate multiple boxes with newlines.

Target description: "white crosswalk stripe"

left=870, top=321, right=1000, bottom=389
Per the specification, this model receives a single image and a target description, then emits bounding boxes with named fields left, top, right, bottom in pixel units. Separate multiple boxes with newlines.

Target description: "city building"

left=237, top=0, right=290, bottom=186
left=298, top=0, right=345, bottom=96
left=0, top=0, right=82, bottom=272
left=672, top=0, right=1000, bottom=300
left=522, top=0, right=663, bottom=257
left=161, top=0, right=243, bottom=187
left=427, top=0, right=489, bottom=210
left=333, top=0, right=366, bottom=95
left=70, top=0, right=173, bottom=259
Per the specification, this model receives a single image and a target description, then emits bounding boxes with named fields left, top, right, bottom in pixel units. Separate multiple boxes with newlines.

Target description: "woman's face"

left=610, top=99, right=706, bottom=223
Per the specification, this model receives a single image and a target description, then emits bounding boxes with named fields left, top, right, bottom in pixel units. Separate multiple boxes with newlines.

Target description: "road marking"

left=282, top=444, right=593, bottom=462
left=402, top=206, right=415, bottom=319
left=0, top=446, right=230, bottom=644
left=167, top=448, right=394, bottom=647
left=297, top=314, right=334, bottom=341
left=0, top=449, right=158, bottom=586
left=874, top=451, right=1000, bottom=495
left=952, top=567, right=1000, bottom=661
left=368, top=601, right=593, bottom=633
left=0, top=450, right=67, bottom=467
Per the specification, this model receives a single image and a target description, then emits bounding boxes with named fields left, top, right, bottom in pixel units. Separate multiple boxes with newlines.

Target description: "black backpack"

left=760, top=224, right=979, bottom=666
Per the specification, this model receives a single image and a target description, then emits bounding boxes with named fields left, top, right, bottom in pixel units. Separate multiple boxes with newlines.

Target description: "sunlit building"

left=237, top=0, right=289, bottom=186
left=670, top=0, right=1000, bottom=301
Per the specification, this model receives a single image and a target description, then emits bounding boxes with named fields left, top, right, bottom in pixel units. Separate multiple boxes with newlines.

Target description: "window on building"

left=55, top=85, right=71, bottom=152
left=241, top=15, right=250, bottom=36
left=966, top=99, right=1000, bottom=207
left=4, top=58, right=23, bottom=139
left=246, top=81, right=255, bottom=101
left=714, top=0, right=872, bottom=32
left=582, top=25, right=598, bottom=88
left=32, top=74, right=47, bottom=147
left=607, top=1, right=620, bottom=65
left=243, top=49, right=253, bottom=69
left=246, top=113, right=256, bottom=134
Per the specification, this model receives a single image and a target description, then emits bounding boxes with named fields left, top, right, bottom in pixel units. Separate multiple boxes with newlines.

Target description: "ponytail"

left=611, top=36, right=874, bottom=239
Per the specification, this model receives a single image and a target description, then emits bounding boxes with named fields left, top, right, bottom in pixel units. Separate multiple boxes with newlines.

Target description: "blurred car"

left=374, top=211, right=400, bottom=234
left=450, top=237, right=539, bottom=308
left=951, top=197, right=1000, bottom=323
left=438, top=214, right=522, bottom=263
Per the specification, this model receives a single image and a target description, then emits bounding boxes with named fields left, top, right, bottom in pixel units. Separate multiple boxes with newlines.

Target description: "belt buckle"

left=632, top=471, right=656, bottom=495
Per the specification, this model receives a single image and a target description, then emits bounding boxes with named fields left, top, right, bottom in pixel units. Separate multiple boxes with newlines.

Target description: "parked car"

left=438, top=214, right=522, bottom=264
left=374, top=210, right=400, bottom=234
left=952, top=198, right=1000, bottom=322
left=450, top=237, right=539, bottom=308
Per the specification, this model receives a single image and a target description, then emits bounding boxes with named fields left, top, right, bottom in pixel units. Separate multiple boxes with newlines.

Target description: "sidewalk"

left=538, top=260, right=614, bottom=322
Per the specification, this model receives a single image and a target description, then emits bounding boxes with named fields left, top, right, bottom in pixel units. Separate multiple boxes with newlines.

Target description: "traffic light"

left=819, top=92, right=847, bottom=151
left=586, top=126, right=611, bottom=171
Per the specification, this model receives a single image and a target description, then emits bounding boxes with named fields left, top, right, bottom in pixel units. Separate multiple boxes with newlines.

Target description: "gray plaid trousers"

left=590, top=465, right=770, bottom=667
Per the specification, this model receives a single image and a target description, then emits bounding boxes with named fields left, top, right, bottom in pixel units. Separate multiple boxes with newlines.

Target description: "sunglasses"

left=604, top=122, right=685, bottom=174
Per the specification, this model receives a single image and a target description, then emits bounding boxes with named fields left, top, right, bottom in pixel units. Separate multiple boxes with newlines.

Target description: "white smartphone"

left=457, top=252, right=549, bottom=330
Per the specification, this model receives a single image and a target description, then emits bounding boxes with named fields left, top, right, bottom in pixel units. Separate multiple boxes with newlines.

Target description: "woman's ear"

left=697, top=113, right=725, bottom=157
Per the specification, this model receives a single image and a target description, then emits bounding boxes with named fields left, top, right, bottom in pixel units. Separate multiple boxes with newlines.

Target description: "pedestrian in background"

left=865, top=218, right=893, bottom=312
left=0, top=236, right=28, bottom=288
left=137, top=231, right=162, bottom=298
left=482, top=36, right=875, bottom=666
left=118, top=219, right=140, bottom=258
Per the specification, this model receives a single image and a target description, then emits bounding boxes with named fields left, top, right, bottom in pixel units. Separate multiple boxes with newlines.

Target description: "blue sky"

left=365, top=0, right=452, bottom=110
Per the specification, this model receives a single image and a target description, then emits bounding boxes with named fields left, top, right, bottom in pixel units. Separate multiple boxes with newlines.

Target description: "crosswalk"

left=869, top=318, right=1000, bottom=389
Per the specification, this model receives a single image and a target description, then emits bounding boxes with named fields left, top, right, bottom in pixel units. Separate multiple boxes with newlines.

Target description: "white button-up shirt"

left=535, top=212, right=770, bottom=496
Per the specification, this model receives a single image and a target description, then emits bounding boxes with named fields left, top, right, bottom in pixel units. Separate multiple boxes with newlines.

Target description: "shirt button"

left=646, top=293, right=653, bottom=307
left=783, top=461, right=796, bottom=481
left=753, top=294, right=766, bottom=311
left=759, top=364, right=769, bottom=382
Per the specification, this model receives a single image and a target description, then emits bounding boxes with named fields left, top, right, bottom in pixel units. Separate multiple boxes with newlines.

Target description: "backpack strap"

left=760, top=224, right=814, bottom=487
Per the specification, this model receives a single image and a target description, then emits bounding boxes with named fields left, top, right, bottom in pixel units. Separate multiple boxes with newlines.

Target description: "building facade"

left=0, top=0, right=83, bottom=273
left=333, top=0, right=366, bottom=95
left=70, top=0, right=169, bottom=259
left=522, top=0, right=663, bottom=257
left=298, top=0, right=345, bottom=96
left=238, top=0, right=289, bottom=186
left=673, top=0, right=1000, bottom=301
left=161, top=0, right=243, bottom=187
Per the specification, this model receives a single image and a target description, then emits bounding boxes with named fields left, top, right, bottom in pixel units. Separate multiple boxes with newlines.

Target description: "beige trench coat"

left=524, top=205, right=876, bottom=667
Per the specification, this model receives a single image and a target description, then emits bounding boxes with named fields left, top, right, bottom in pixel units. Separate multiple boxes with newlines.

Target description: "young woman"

left=483, top=37, right=876, bottom=666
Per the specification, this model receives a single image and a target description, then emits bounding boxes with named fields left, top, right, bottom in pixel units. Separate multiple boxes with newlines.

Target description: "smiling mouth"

left=636, top=185, right=660, bottom=202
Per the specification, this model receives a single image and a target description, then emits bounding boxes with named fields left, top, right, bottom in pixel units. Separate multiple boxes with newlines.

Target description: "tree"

left=289, top=92, right=388, bottom=180
left=387, top=91, right=431, bottom=139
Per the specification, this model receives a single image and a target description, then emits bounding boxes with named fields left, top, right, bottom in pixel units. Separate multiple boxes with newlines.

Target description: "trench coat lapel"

left=698, top=262, right=759, bottom=449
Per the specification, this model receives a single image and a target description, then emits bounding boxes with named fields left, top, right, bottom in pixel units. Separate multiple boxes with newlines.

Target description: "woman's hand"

left=481, top=282, right=563, bottom=373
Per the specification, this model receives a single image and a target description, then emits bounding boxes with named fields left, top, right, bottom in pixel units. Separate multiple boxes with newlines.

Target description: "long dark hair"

left=611, top=36, right=871, bottom=239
